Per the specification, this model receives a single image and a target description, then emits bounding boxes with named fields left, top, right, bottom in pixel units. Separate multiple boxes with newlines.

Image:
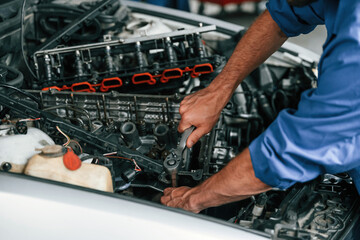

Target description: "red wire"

left=106, top=156, right=142, bottom=172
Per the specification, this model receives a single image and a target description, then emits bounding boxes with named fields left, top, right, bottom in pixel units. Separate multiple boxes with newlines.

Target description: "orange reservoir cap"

left=63, top=148, right=82, bottom=171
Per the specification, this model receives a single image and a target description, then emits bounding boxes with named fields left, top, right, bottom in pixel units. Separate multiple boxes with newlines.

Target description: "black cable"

left=0, top=83, right=42, bottom=109
left=21, top=0, right=38, bottom=80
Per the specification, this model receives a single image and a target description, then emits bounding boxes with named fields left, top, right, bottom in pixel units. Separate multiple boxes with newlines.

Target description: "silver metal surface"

left=0, top=172, right=268, bottom=240
left=34, top=25, right=217, bottom=56
left=178, top=126, right=195, bottom=152
left=163, top=126, right=195, bottom=187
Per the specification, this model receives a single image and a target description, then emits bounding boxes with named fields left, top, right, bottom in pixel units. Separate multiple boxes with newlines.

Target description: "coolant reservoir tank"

left=0, top=126, right=55, bottom=173
left=24, top=145, right=113, bottom=192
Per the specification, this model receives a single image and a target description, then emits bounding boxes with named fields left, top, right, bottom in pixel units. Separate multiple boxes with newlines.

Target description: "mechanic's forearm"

left=187, top=148, right=271, bottom=211
left=208, top=10, right=287, bottom=95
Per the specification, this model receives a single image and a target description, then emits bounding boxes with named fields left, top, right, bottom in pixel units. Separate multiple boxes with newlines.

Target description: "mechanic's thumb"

left=178, top=119, right=192, bottom=133
left=187, top=127, right=207, bottom=148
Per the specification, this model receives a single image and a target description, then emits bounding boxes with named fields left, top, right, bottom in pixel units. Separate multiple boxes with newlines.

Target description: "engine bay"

left=0, top=0, right=359, bottom=239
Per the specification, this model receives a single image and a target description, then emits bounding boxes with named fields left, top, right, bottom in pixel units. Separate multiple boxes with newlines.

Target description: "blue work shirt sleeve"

left=250, top=0, right=360, bottom=192
left=249, top=89, right=360, bottom=190
left=266, top=0, right=324, bottom=37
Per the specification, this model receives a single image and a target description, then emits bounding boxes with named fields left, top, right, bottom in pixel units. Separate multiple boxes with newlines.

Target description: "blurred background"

left=131, top=0, right=326, bottom=55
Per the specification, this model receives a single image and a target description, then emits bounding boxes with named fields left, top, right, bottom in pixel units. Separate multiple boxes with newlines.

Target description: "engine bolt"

left=167, top=159, right=176, bottom=166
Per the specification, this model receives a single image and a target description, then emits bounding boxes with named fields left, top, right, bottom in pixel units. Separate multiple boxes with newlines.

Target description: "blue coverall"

left=249, top=0, right=360, bottom=194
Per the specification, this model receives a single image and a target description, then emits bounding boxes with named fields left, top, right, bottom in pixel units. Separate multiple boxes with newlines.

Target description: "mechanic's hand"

left=178, top=86, right=229, bottom=148
left=160, top=186, right=202, bottom=213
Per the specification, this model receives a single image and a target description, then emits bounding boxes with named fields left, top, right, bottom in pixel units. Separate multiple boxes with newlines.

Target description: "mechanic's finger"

left=179, top=98, right=193, bottom=109
left=170, top=191, right=182, bottom=200
left=186, top=127, right=208, bottom=148
left=170, top=187, right=188, bottom=198
left=178, top=118, right=192, bottom=133
left=165, top=198, right=183, bottom=208
left=182, top=94, right=193, bottom=102
left=163, top=187, right=175, bottom=196
left=180, top=97, right=189, bottom=105
left=160, top=195, right=171, bottom=205
left=160, top=195, right=172, bottom=205
left=179, top=104, right=188, bottom=115
left=178, top=113, right=193, bottom=132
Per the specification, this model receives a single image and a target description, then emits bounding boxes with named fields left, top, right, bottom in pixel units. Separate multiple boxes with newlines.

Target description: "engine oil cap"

left=63, top=148, right=82, bottom=171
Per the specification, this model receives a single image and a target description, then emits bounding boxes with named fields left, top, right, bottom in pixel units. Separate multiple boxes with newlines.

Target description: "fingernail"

left=188, top=141, right=194, bottom=148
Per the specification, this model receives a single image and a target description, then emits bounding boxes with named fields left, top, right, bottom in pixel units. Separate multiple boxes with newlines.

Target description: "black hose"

left=21, top=0, right=38, bottom=80
left=0, top=64, right=24, bottom=88
left=271, top=89, right=289, bottom=113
